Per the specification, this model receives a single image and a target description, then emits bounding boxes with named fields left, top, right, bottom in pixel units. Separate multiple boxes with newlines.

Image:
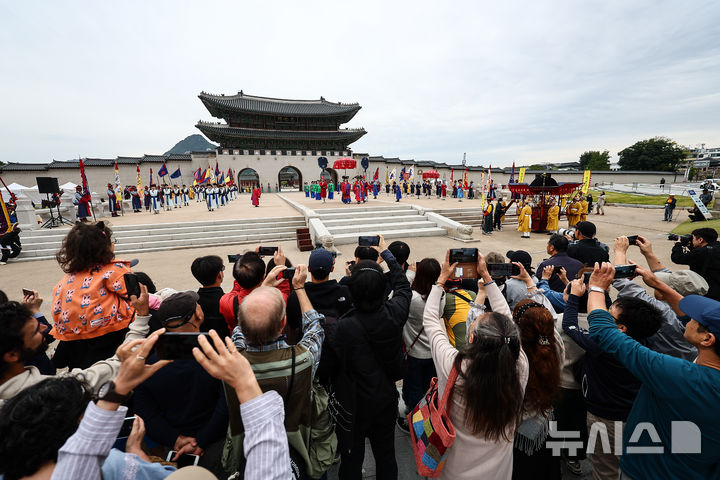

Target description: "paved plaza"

left=1, top=191, right=687, bottom=480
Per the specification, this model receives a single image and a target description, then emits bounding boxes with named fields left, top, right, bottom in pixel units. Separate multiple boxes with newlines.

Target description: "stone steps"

left=312, top=205, right=447, bottom=245
left=15, top=216, right=306, bottom=262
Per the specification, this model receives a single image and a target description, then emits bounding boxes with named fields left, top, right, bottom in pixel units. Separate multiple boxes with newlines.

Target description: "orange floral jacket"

left=51, top=260, right=134, bottom=341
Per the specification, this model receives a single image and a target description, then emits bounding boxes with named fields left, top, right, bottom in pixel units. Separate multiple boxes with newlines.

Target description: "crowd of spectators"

left=1, top=220, right=719, bottom=480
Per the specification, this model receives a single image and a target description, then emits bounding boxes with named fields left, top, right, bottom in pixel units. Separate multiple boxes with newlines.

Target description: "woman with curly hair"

left=510, top=263, right=564, bottom=480
left=50, top=221, right=135, bottom=370
left=422, top=251, right=529, bottom=479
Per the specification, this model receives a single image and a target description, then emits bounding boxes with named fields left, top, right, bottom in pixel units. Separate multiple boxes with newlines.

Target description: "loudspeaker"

left=36, top=177, right=60, bottom=195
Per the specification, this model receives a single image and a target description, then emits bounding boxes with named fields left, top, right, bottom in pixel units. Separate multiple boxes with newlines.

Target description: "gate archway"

left=238, top=168, right=259, bottom=193
left=319, top=168, right=338, bottom=185
left=278, top=166, right=302, bottom=192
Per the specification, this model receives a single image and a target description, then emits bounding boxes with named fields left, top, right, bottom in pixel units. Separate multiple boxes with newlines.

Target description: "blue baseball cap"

left=679, top=295, right=720, bottom=336
left=308, top=248, right=335, bottom=277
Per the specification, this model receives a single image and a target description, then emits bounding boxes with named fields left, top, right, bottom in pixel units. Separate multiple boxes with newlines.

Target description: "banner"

left=79, top=158, right=91, bottom=201
left=385, top=166, right=389, bottom=184
left=113, top=161, right=123, bottom=204
left=136, top=165, right=143, bottom=196
left=373, top=167, right=379, bottom=181
left=687, top=189, right=712, bottom=220
left=407, top=167, right=414, bottom=181
left=158, top=162, right=168, bottom=177
left=518, top=167, right=526, bottom=183
left=509, top=162, right=516, bottom=183
left=581, top=170, right=592, bottom=194
left=389, top=168, right=396, bottom=181
left=149, top=168, right=153, bottom=186
left=170, top=168, right=182, bottom=179
left=480, top=173, right=486, bottom=209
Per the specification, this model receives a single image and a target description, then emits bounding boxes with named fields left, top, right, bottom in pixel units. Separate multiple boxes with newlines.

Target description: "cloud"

left=1, top=0, right=719, bottom=166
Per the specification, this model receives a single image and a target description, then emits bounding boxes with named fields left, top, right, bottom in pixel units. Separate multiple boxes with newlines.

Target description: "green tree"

left=526, top=164, right=546, bottom=170
left=617, top=137, right=685, bottom=172
left=579, top=150, right=610, bottom=170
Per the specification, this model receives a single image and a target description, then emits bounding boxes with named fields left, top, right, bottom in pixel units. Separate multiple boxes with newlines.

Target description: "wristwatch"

left=98, top=381, right=132, bottom=403
left=588, top=286, right=606, bottom=294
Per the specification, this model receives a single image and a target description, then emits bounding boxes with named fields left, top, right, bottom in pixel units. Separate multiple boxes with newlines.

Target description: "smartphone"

left=123, top=273, right=141, bottom=299
left=449, top=248, right=479, bottom=279
left=583, top=265, right=637, bottom=283
left=614, top=264, right=637, bottom=279
left=166, top=451, right=200, bottom=468
left=228, top=254, right=240, bottom=264
left=347, top=260, right=356, bottom=272
left=627, top=235, right=638, bottom=246
left=155, top=332, right=211, bottom=360
left=487, top=263, right=521, bottom=277
left=358, top=235, right=380, bottom=247
left=22, top=288, right=34, bottom=297
left=281, top=267, right=296, bottom=280
left=552, top=265, right=564, bottom=274
left=118, top=416, right=136, bottom=438
left=258, top=246, right=279, bottom=256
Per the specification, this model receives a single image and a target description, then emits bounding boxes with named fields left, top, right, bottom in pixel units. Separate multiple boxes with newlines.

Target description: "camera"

left=558, top=227, right=576, bottom=239
left=668, top=234, right=693, bottom=247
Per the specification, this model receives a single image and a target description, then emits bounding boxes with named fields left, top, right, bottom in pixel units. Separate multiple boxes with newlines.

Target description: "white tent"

left=5, top=182, right=29, bottom=190
left=60, top=181, right=78, bottom=190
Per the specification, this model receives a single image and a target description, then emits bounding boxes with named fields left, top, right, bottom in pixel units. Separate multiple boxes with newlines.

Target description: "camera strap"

left=448, top=290, right=475, bottom=305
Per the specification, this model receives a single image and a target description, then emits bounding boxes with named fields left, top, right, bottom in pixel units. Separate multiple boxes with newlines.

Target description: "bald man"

left=228, top=264, right=333, bottom=476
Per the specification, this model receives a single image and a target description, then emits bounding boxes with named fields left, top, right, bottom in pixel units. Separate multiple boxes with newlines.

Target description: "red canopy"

left=333, top=158, right=356, bottom=170
left=422, top=170, right=440, bottom=179
left=507, top=182, right=581, bottom=196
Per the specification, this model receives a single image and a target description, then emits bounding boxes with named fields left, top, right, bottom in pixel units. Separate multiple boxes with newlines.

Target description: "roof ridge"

left=199, top=91, right=359, bottom=107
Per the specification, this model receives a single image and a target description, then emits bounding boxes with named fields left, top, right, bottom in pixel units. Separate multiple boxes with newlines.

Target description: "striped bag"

left=407, top=365, right=458, bottom=477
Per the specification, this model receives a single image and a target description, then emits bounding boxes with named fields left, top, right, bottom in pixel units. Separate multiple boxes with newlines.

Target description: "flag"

left=79, top=157, right=91, bottom=201
left=193, top=168, right=201, bottom=182
left=214, top=161, right=220, bottom=177
left=385, top=166, right=389, bottom=184
left=113, top=161, right=123, bottom=206
left=407, top=167, right=414, bottom=181
left=373, top=167, right=379, bottom=181
left=518, top=167, right=526, bottom=183
left=450, top=168, right=454, bottom=182
left=509, top=162, right=516, bottom=183
left=581, top=170, right=592, bottom=194
left=170, top=168, right=182, bottom=179
left=136, top=165, right=143, bottom=196
left=389, top=168, right=396, bottom=181
left=158, top=162, right=168, bottom=177
left=400, top=167, right=406, bottom=181
left=463, top=168, right=468, bottom=188
left=149, top=168, right=153, bottom=186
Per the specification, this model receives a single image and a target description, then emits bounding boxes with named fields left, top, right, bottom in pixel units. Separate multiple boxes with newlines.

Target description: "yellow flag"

left=518, top=168, right=526, bottom=183
left=581, top=170, right=592, bottom=194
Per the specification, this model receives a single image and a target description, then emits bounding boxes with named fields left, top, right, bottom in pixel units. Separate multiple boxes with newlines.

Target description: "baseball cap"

left=156, top=291, right=199, bottom=328
left=679, top=295, right=720, bottom=336
left=308, top=248, right=334, bottom=277
left=575, top=221, right=596, bottom=238
left=506, top=250, right=532, bottom=270
left=654, top=270, right=709, bottom=297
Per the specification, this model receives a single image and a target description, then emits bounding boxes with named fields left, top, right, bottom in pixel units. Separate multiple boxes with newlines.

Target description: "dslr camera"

left=558, top=227, right=576, bottom=239
left=668, top=233, right=693, bottom=248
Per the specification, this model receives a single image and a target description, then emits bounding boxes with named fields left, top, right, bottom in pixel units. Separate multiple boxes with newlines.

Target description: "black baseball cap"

left=575, top=221, right=596, bottom=238
left=157, top=291, right=199, bottom=328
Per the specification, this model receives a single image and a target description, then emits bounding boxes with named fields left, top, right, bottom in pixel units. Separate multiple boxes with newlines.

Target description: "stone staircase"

left=315, top=205, right=446, bottom=245
left=16, top=216, right=306, bottom=261
left=435, top=207, right=518, bottom=227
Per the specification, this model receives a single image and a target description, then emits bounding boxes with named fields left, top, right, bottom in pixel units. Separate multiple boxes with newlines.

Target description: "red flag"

left=79, top=157, right=91, bottom=201
left=373, top=167, right=379, bottom=181
left=149, top=168, right=153, bottom=185
left=450, top=168, right=454, bottom=182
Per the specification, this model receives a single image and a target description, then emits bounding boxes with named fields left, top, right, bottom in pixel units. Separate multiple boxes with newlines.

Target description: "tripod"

left=40, top=193, right=74, bottom=228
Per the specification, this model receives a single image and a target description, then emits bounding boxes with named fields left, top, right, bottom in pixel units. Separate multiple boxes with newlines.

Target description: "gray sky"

left=1, top=0, right=719, bottom=167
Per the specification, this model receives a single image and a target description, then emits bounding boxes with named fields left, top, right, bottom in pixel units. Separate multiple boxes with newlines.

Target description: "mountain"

left=164, top=134, right=217, bottom=155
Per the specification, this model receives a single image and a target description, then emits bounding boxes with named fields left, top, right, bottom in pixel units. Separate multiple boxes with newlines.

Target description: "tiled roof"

left=0, top=162, right=49, bottom=172
left=142, top=155, right=168, bottom=163
left=196, top=122, right=366, bottom=143
left=116, top=156, right=142, bottom=164
left=199, top=91, right=361, bottom=119
left=166, top=153, right=192, bottom=160
left=48, top=160, right=79, bottom=169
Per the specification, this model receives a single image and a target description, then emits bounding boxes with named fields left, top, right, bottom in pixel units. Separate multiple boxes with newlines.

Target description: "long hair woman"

left=400, top=258, right=441, bottom=426
left=510, top=271, right=564, bottom=479
left=422, top=251, right=528, bottom=479
left=51, top=221, right=135, bottom=370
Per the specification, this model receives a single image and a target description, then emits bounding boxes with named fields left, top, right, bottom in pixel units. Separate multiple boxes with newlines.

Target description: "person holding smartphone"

left=133, top=291, right=230, bottom=478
